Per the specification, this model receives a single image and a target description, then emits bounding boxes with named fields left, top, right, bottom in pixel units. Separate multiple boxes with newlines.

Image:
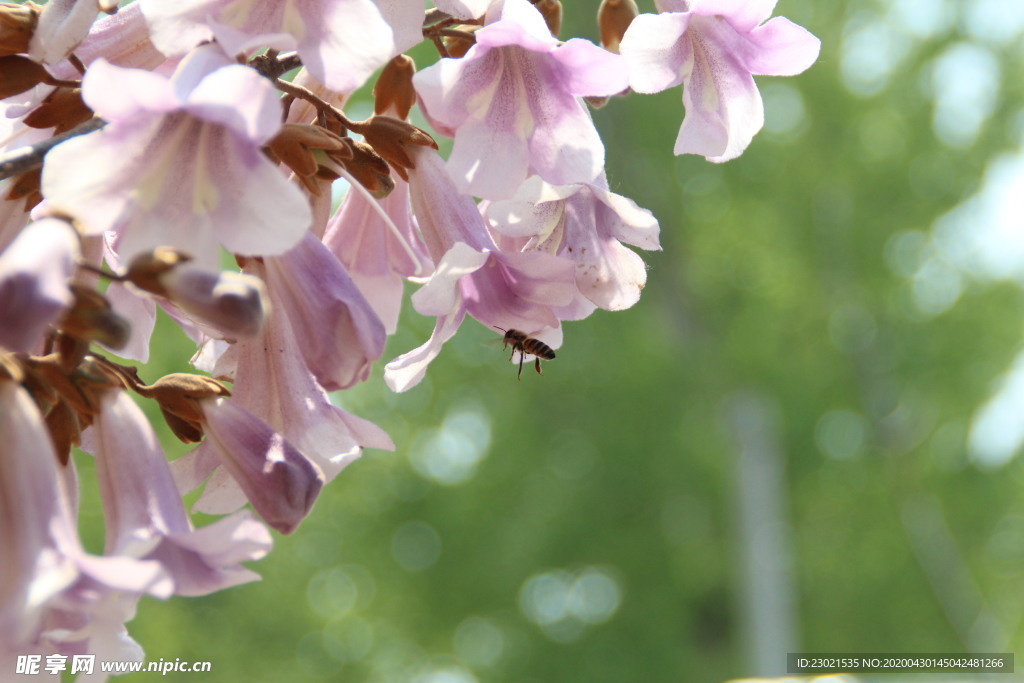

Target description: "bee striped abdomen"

left=521, top=338, right=555, bottom=360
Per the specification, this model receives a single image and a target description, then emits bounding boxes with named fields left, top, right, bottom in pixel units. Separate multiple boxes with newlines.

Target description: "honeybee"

left=494, top=327, right=556, bottom=380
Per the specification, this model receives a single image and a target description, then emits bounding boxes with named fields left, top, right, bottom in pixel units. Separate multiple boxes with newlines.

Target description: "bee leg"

left=535, top=358, right=543, bottom=375
left=517, top=352, right=524, bottom=380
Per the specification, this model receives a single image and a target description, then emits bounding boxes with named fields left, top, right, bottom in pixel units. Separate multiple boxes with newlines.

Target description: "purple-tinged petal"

left=154, top=512, right=270, bottom=596
left=447, top=115, right=533, bottom=201
left=406, top=146, right=495, bottom=261
left=620, top=12, right=692, bottom=93
left=414, top=3, right=615, bottom=198
left=412, top=242, right=490, bottom=317
left=160, top=265, right=268, bottom=339
left=434, top=0, right=500, bottom=20
left=372, top=0, right=426, bottom=53
left=43, top=112, right=310, bottom=265
left=675, top=40, right=763, bottom=161
left=552, top=39, right=629, bottom=96
left=227, top=277, right=394, bottom=478
left=200, top=397, right=325, bottom=535
left=264, top=231, right=386, bottom=391
left=0, top=218, right=78, bottom=353
left=70, top=2, right=170, bottom=73
left=461, top=249, right=576, bottom=332
left=80, top=58, right=181, bottom=123
left=102, top=282, right=156, bottom=363
left=89, top=391, right=190, bottom=556
left=87, top=388, right=273, bottom=596
left=323, top=176, right=432, bottom=334
left=184, top=64, right=283, bottom=144
left=0, top=382, right=78, bottom=646
left=744, top=16, right=821, bottom=76
left=478, top=0, right=557, bottom=52
left=385, top=305, right=467, bottom=393
left=137, top=0, right=217, bottom=57
left=525, top=84, right=605, bottom=188
left=687, top=0, right=778, bottom=32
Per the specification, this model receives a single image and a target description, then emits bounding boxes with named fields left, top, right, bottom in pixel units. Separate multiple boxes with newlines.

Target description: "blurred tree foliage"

left=67, top=0, right=1024, bottom=681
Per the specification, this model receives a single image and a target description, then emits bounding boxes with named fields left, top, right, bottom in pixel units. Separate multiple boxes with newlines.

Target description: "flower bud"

left=443, top=30, right=475, bottom=59
left=125, top=249, right=269, bottom=339
left=355, top=115, right=438, bottom=182
left=536, top=0, right=562, bottom=38
left=138, top=373, right=230, bottom=443
left=266, top=123, right=349, bottom=196
left=598, top=0, right=638, bottom=53
left=374, top=54, right=417, bottom=119
left=334, top=139, right=395, bottom=198
left=58, top=283, right=131, bottom=350
left=0, top=2, right=38, bottom=57
left=160, top=266, right=269, bottom=339
left=0, top=54, right=47, bottom=98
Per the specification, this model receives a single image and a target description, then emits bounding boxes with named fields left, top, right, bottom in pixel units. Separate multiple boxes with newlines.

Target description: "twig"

left=273, top=78, right=357, bottom=130
left=0, top=117, right=105, bottom=182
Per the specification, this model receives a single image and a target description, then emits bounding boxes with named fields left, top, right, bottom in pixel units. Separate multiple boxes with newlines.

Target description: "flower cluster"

left=0, top=0, right=818, bottom=673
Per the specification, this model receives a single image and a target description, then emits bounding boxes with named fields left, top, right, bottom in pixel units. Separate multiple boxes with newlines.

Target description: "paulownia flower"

left=139, top=0, right=397, bottom=94
left=414, top=0, right=629, bottom=199
left=619, top=0, right=820, bottom=161
left=41, top=45, right=311, bottom=268
left=0, top=217, right=78, bottom=353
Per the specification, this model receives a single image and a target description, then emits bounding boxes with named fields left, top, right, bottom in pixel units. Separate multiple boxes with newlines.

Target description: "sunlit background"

left=66, top=0, right=1024, bottom=680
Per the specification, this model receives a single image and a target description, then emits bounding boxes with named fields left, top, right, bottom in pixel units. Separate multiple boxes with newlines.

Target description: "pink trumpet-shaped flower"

left=139, top=0, right=396, bottom=94
left=0, top=218, right=79, bottom=353
left=414, top=0, right=629, bottom=199
left=42, top=46, right=311, bottom=268
left=385, top=146, right=575, bottom=391
left=263, top=231, right=387, bottom=391
left=0, top=382, right=171, bottom=660
left=620, top=0, right=820, bottom=161
left=486, top=175, right=661, bottom=312
left=87, top=390, right=272, bottom=596
left=191, top=398, right=325, bottom=535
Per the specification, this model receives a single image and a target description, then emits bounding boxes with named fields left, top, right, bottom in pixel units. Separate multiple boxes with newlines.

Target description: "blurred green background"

left=69, top=0, right=1024, bottom=680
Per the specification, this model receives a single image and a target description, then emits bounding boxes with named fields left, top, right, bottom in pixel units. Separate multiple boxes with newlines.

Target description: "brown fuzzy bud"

left=355, top=115, right=438, bottom=182
left=374, top=54, right=417, bottom=118
left=334, top=138, right=395, bottom=198
left=124, top=246, right=191, bottom=297
left=0, top=2, right=38, bottom=57
left=535, top=0, right=562, bottom=38
left=443, top=30, right=475, bottom=59
left=0, top=54, right=47, bottom=98
left=598, top=0, right=638, bottom=53
left=267, top=122, right=349, bottom=195
left=58, top=284, right=130, bottom=350
left=138, top=373, right=231, bottom=443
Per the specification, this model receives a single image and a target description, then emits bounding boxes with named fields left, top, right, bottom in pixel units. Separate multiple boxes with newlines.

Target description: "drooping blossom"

left=260, top=232, right=388, bottom=391
left=385, top=145, right=576, bottom=391
left=190, top=397, right=325, bottom=535
left=485, top=174, right=661, bottom=313
left=0, top=217, right=78, bottom=352
left=139, top=0, right=397, bottom=94
left=414, top=0, right=629, bottom=199
left=41, top=45, right=312, bottom=268
left=0, top=381, right=171, bottom=663
left=619, top=0, right=820, bottom=161
left=85, top=389, right=272, bottom=596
